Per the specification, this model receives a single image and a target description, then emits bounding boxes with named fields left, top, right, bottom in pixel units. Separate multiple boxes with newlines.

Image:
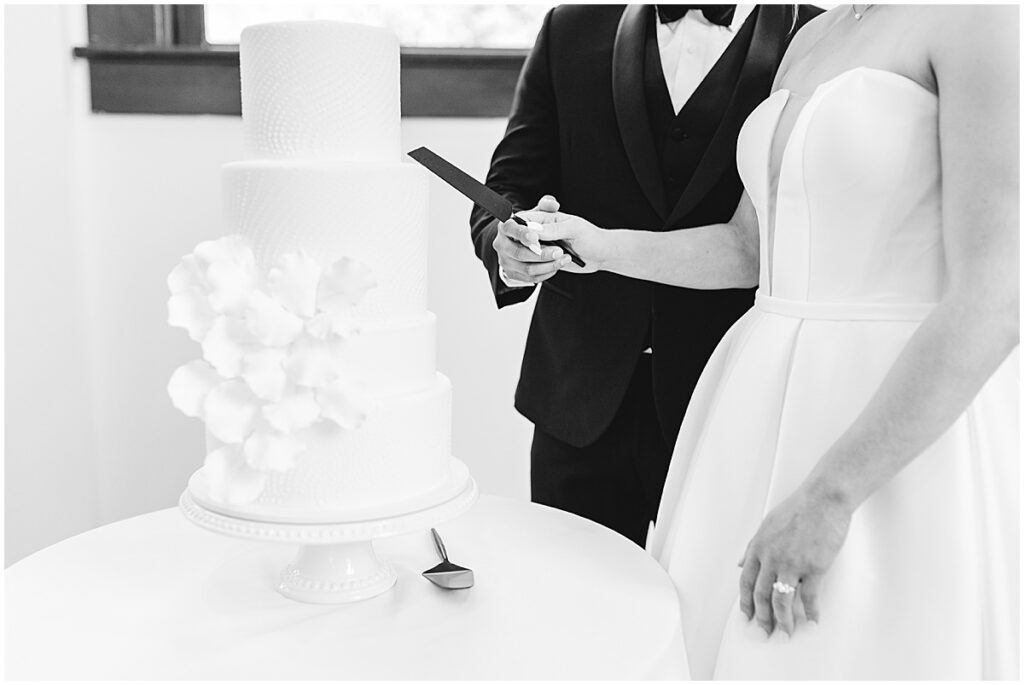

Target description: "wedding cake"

left=168, top=21, right=469, bottom=524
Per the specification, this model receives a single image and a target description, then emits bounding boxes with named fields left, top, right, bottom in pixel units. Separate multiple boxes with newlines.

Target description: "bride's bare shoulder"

left=921, top=6, right=1017, bottom=54
left=922, top=5, right=1017, bottom=82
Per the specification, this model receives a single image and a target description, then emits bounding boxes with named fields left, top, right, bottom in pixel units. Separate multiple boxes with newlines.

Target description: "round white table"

left=5, top=494, right=689, bottom=679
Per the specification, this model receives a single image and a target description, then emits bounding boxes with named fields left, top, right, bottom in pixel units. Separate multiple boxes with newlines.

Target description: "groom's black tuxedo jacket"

left=470, top=5, right=822, bottom=448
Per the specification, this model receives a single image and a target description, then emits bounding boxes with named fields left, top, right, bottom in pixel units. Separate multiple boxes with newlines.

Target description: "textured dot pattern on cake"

left=240, top=21, right=401, bottom=162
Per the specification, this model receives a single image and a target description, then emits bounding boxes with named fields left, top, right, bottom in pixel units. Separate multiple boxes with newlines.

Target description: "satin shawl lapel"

left=612, top=5, right=668, bottom=221
left=664, top=5, right=791, bottom=227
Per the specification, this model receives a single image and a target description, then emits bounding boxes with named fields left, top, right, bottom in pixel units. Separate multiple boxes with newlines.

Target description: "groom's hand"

left=493, top=195, right=571, bottom=284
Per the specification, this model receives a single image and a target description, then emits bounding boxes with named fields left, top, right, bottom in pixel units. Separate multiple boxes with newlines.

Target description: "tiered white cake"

left=168, top=21, right=468, bottom=524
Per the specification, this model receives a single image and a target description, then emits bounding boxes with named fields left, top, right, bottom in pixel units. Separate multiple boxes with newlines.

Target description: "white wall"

left=5, top=5, right=535, bottom=566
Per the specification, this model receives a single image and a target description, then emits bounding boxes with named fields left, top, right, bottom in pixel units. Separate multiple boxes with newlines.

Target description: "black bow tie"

left=656, top=4, right=737, bottom=27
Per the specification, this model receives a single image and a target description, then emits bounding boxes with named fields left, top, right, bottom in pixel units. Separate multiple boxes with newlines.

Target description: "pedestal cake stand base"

left=179, top=468, right=478, bottom=604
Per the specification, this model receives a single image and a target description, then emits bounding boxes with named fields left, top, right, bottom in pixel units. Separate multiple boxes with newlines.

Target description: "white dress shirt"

left=500, top=5, right=756, bottom=300
left=657, top=5, right=755, bottom=114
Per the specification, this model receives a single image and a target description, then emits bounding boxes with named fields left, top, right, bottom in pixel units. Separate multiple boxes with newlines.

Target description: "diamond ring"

left=772, top=581, right=797, bottom=594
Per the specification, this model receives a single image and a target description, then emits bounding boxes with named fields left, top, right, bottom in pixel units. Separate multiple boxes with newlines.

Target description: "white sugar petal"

left=267, top=251, right=322, bottom=318
left=317, top=379, right=370, bottom=430
left=203, top=379, right=258, bottom=443
left=243, top=427, right=304, bottom=472
left=202, top=444, right=267, bottom=504
left=305, top=310, right=360, bottom=340
left=240, top=348, right=288, bottom=402
left=317, top=257, right=377, bottom=313
left=167, top=254, right=205, bottom=294
left=244, top=290, right=305, bottom=347
left=261, top=386, right=320, bottom=432
left=168, top=359, right=222, bottom=418
left=206, top=259, right=258, bottom=315
left=283, top=335, right=346, bottom=387
left=168, top=286, right=217, bottom=342
left=194, top=235, right=255, bottom=267
left=202, top=316, right=258, bottom=378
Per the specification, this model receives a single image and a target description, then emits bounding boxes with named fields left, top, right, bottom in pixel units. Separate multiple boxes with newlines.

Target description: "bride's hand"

left=515, top=203, right=607, bottom=274
left=738, top=484, right=853, bottom=638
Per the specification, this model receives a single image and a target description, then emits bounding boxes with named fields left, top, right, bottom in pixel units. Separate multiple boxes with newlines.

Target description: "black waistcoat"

left=644, top=12, right=758, bottom=210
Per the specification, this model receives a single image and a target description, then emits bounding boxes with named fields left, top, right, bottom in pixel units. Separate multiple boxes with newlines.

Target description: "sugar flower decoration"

left=317, top=257, right=378, bottom=312
left=283, top=335, right=346, bottom=387
left=167, top=236, right=258, bottom=323
left=204, top=379, right=259, bottom=444
left=240, top=348, right=289, bottom=402
left=306, top=310, right=360, bottom=340
left=244, top=290, right=304, bottom=348
left=261, top=385, right=321, bottom=433
left=168, top=287, right=217, bottom=343
left=267, top=251, right=322, bottom=318
left=203, top=445, right=267, bottom=505
left=168, top=360, right=222, bottom=418
left=243, top=424, right=305, bottom=472
left=202, top=316, right=260, bottom=378
left=167, top=236, right=377, bottom=503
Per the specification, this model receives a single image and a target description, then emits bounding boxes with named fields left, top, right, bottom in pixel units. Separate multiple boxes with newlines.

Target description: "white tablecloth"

left=5, top=494, right=688, bottom=679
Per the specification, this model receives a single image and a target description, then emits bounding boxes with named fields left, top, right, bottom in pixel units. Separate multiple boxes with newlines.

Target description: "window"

left=204, top=4, right=552, bottom=48
left=73, top=4, right=548, bottom=116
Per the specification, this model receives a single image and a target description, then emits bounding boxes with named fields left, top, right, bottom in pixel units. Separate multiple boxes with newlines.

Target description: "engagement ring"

left=772, top=581, right=796, bottom=594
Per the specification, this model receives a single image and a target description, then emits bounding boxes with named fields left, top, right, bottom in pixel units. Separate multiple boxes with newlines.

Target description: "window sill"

left=72, top=45, right=527, bottom=117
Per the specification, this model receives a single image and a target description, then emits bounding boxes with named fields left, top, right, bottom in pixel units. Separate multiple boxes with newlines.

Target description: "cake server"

left=422, top=528, right=474, bottom=590
left=407, top=146, right=586, bottom=268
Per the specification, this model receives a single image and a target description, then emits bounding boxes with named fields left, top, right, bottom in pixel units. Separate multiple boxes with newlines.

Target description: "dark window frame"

left=72, top=4, right=528, bottom=117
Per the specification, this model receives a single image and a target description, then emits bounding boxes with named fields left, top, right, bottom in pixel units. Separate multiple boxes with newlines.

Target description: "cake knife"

left=407, top=146, right=586, bottom=268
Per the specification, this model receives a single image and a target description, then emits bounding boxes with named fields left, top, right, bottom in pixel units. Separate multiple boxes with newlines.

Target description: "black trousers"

left=530, top=355, right=674, bottom=547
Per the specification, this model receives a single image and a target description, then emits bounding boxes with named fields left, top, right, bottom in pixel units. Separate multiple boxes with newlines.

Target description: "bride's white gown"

left=650, top=67, right=1019, bottom=680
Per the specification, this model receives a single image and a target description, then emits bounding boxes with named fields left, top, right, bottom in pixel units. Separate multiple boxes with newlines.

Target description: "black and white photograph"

left=5, top=1, right=1020, bottom=680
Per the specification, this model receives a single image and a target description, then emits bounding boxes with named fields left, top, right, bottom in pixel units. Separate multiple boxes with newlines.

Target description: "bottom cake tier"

left=189, top=373, right=463, bottom=523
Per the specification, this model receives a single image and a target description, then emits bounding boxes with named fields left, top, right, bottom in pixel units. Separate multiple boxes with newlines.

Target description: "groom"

left=469, top=5, right=822, bottom=547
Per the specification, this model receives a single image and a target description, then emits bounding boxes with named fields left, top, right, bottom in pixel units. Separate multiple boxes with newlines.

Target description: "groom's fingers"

left=501, top=261, right=562, bottom=284
left=533, top=194, right=560, bottom=213
left=495, top=232, right=563, bottom=263
left=494, top=232, right=570, bottom=283
left=518, top=257, right=570, bottom=279
left=498, top=217, right=543, bottom=250
left=516, top=209, right=563, bottom=225
left=530, top=219, right=574, bottom=242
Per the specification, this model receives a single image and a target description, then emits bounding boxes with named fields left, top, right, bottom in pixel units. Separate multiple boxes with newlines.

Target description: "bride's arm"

left=802, top=8, right=1019, bottom=510
left=602, top=193, right=760, bottom=289
left=739, top=5, right=1019, bottom=638
left=517, top=190, right=760, bottom=289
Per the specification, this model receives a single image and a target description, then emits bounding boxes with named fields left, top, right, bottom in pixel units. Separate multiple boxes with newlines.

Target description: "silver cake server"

left=422, top=528, right=474, bottom=590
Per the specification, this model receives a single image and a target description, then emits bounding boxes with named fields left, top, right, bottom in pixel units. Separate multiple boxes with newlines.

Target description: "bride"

left=517, top=4, right=1018, bottom=679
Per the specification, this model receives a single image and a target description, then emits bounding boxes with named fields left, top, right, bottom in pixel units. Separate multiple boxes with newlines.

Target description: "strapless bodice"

left=737, top=67, right=942, bottom=305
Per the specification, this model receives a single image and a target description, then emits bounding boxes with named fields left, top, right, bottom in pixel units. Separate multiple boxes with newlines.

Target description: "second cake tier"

left=223, top=160, right=429, bottom=322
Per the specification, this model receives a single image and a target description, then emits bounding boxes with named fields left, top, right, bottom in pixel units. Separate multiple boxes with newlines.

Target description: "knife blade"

left=407, top=146, right=586, bottom=268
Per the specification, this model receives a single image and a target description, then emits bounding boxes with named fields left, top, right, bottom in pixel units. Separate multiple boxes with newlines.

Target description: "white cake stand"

left=179, top=462, right=478, bottom=604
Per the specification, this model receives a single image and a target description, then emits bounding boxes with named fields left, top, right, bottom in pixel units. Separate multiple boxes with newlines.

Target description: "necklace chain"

left=851, top=4, right=873, bottom=21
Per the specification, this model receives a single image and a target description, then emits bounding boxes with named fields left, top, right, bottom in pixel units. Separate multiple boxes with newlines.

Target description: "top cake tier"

left=240, top=21, right=401, bottom=162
